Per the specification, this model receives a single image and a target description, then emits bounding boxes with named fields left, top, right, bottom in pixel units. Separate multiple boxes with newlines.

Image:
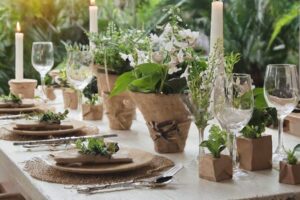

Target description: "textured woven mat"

left=24, top=156, right=174, bottom=185
left=0, top=126, right=99, bottom=141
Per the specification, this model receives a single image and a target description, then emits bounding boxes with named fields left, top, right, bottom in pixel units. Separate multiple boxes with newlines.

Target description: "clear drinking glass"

left=32, top=42, right=54, bottom=100
left=264, top=64, right=299, bottom=166
left=66, top=50, right=93, bottom=119
left=214, top=73, right=254, bottom=179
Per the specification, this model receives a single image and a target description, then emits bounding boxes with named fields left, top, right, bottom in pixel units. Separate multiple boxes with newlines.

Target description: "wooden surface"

left=285, top=112, right=300, bottom=137
left=0, top=102, right=300, bottom=199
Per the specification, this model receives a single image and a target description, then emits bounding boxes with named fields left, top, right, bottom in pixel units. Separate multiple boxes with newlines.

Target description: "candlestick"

left=15, top=22, right=24, bottom=80
left=210, top=0, right=223, bottom=54
left=89, top=0, right=98, bottom=33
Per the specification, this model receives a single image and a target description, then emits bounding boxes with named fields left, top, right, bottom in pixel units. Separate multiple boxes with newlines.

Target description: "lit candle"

left=89, top=0, right=98, bottom=33
left=15, top=22, right=24, bottom=80
left=209, top=0, right=223, bottom=54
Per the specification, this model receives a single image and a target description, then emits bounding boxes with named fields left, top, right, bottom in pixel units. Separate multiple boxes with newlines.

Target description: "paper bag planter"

left=62, top=88, right=78, bottom=110
left=237, top=135, right=272, bottom=171
left=199, top=154, right=233, bottom=182
left=82, top=104, right=103, bottom=120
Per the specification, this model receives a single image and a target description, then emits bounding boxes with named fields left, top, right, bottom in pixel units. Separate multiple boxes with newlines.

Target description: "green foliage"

left=38, top=110, right=69, bottom=124
left=286, top=144, right=300, bottom=165
left=85, top=94, right=100, bottom=105
left=200, top=125, right=227, bottom=158
left=225, top=52, right=241, bottom=76
left=75, top=138, right=119, bottom=157
left=241, top=87, right=277, bottom=139
left=111, top=63, right=186, bottom=96
left=0, top=93, right=22, bottom=104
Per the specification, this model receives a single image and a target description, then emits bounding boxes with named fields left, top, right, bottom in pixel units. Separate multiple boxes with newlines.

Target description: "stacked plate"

left=0, top=99, right=42, bottom=114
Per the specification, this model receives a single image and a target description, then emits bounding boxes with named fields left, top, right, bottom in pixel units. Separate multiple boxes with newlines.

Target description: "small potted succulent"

left=89, top=23, right=148, bottom=130
left=237, top=108, right=275, bottom=171
left=44, top=74, right=58, bottom=101
left=199, top=125, right=232, bottom=182
left=279, top=144, right=300, bottom=185
left=82, top=94, right=103, bottom=121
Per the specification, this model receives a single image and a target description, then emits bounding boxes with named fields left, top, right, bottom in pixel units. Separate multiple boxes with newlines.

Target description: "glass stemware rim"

left=32, top=41, right=53, bottom=45
left=267, top=64, right=296, bottom=68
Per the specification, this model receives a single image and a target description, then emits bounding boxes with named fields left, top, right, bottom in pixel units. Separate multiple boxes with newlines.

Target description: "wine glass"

left=214, top=73, right=254, bottom=179
left=66, top=50, right=93, bottom=119
left=32, top=42, right=54, bottom=100
left=264, top=64, right=299, bottom=166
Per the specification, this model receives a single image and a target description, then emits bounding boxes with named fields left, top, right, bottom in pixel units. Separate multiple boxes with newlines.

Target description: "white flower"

left=180, top=65, right=190, bottom=79
left=174, top=40, right=188, bottom=49
left=136, top=50, right=149, bottom=65
left=164, top=41, right=174, bottom=52
left=150, top=33, right=162, bottom=45
left=119, top=52, right=128, bottom=61
left=177, top=49, right=184, bottom=63
left=119, top=53, right=136, bottom=67
left=152, top=51, right=164, bottom=63
left=168, top=65, right=181, bottom=75
left=162, top=23, right=173, bottom=35
left=179, top=29, right=199, bottom=45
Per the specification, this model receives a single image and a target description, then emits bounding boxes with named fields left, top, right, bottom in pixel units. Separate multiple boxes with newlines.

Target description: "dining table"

left=0, top=94, right=300, bottom=200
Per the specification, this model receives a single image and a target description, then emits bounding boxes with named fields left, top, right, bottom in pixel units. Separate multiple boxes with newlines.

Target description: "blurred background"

left=0, top=0, right=299, bottom=93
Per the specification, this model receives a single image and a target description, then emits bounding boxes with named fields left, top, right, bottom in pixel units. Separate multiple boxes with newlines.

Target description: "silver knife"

left=0, top=114, right=26, bottom=120
left=13, top=134, right=118, bottom=146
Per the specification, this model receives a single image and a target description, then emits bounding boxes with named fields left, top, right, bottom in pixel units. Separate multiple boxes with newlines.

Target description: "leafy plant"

left=200, top=125, right=228, bottom=158
left=84, top=94, right=101, bottom=105
left=285, top=144, right=300, bottom=165
left=0, top=93, right=22, bottom=104
left=75, top=138, right=119, bottom=157
left=38, top=110, right=69, bottom=124
left=241, top=88, right=277, bottom=139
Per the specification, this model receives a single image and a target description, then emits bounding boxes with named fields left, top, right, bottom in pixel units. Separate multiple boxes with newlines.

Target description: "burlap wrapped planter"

left=199, top=154, right=233, bottom=182
left=96, top=71, right=136, bottom=130
left=82, top=104, right=103, bottom=121
left=9, top=79, right=37, bottom=99
left=237, top=135, right=272, bottom=171
left=130, top=92, right=191, bottom=153
left=279, top=161, right=300, bottom=185
left=62, top=88, right=78, bottom=110
left=103, top=93, right=135, bottom=130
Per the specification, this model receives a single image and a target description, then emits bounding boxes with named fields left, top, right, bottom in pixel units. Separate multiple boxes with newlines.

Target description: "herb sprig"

left=200, top=125, right=228, bottom=158
left=75, top=138, right=119, bottom=157
left=29, top=110, right=69, bottom=124
left=0, top=93, right=22, bottom=104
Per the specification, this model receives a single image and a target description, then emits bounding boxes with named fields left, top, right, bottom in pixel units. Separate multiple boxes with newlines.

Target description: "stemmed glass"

left=32, top=42, right=54, bottom=100
left=66, top=50, right=93, bottom=119
left=264, top=64, right=299, bottom=166
left=214, top=73, right=254, bottom=179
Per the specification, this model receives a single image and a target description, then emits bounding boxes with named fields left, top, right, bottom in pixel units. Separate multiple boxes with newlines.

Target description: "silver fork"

left=74, top=164, right=183, bottom=193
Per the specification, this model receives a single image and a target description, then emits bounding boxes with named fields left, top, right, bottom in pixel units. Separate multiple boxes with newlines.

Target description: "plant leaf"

left=293, top=144, right=300, bottom=154
left=110, top=71, right=135, bottom=97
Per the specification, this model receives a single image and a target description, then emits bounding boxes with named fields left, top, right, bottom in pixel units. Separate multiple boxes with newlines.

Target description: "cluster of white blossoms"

left=119, top=23, right=201, bottom=74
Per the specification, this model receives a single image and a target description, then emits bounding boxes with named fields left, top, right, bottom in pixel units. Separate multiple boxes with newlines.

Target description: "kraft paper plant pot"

left=9, top=79, right=37, bottom=99
left=199, top=154, right=233, bottom=182
left=62, top=88, right=78, bottom=110
left=103, top=92, right=135, bottom=130
left=130, top=92, right=191, bottom=153
left=45, top=87, right=56, bottom=101
left=96, top=71, right=136, bottom=130
left=82, top=104, right=103, bottom=121
left=237, top=135, right=272, bottom=171
left=279, top=161, right=300, bottom=185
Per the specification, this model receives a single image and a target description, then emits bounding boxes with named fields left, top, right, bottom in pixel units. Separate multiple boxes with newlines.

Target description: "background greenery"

left=0, top=0, right=298, bottom=93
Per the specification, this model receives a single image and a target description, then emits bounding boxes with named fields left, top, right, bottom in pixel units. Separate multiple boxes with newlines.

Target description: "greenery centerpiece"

left=88, top=23, right=149, bottom=130
left=110, top=8, right=206, bottom=153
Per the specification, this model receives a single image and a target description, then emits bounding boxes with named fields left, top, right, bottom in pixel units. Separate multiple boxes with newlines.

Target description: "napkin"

left=52, top=150, right=133, bottom=165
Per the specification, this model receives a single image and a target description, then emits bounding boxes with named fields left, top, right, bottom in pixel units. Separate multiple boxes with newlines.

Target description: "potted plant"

left=82, top=94, right=103, bottom=121
left=199, top=125, right=232, bottom=182
left=110, top=9, right=206, bottom=153
left=89, top=23, right=148, bottom=130
left=43, top=74, right=58, bottom=101
left=57, top=69, right=78, bottom=110
left=279, top=144, right=300, bottom=185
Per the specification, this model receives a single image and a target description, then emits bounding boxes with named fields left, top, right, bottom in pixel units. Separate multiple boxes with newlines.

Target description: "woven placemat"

left=0, top=126, right=99, bottom=141
left=24, top=156, right=174, bottom=185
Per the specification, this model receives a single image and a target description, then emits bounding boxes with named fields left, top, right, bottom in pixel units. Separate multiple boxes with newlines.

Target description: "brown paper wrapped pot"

left=199, top=154, right=233, bottom=182
left=62, top=88, right=78, bottom=110
left=130, top=92, right=191, bottom=153
left=9, top=79, right=37, bottom=99
left=82, top=104, right=103, bottom=120
left=103, top=92, right=135, bottom=130
left=96, top=72, right=118, bottom=93
left=279, top=161, right=300, bottom=185
left=237, top=135, right=272, bottom=171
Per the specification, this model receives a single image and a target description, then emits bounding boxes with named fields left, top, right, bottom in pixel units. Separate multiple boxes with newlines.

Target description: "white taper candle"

left=15, top=22, right=24, bottom=80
